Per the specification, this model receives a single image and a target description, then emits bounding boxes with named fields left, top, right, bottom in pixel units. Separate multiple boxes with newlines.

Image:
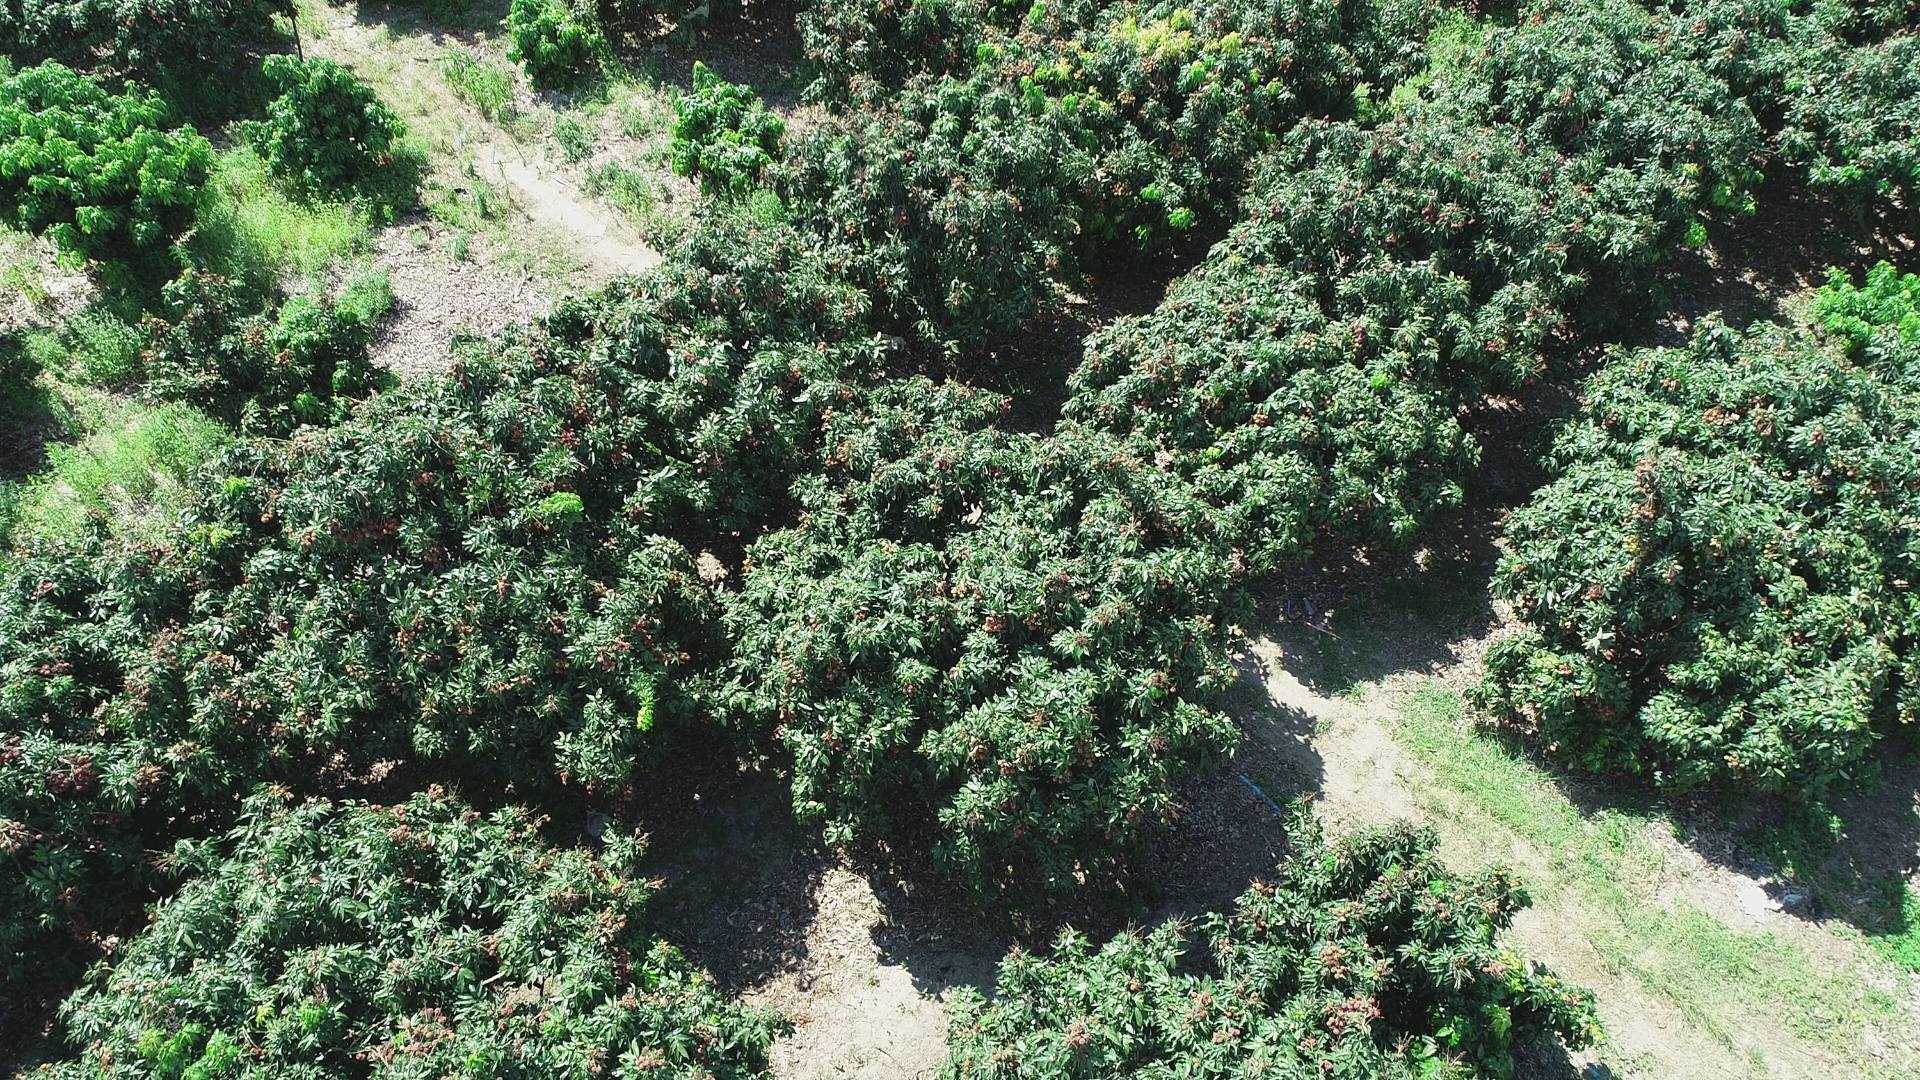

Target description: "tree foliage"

left=138, top=269, right=391, bottom=434
left=723, top=381, right=1246, bottom=888
left=1779, top=31, right=1918, bottom=228
left=0, top=217, right=879, bottom=978
left=670, top=62, right=783, bottom=197
left=507, top=0, right=605, bottom=89
left=0, top=62, right=211, bottom=272
left=942, top=807, right=1599, bottom=1078
left=1476, top=284, right=1920, bottom=793
left=244, top=55, right=406, bottom=196
left=0, top=0, right=277, bottom=78
left=37, top=788, right=785, bottom=1080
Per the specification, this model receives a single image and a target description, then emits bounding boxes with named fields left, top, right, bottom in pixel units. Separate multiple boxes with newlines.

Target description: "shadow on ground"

left=625, top=759, right=834, bottom=987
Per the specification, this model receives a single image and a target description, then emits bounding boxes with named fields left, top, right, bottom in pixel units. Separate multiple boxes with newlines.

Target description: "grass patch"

left=2, top=396, right=230, bottom=547
left=190, top=148, right=372, bottom=297
left=1751, top=802, right=1920, bottom=975
left=1393, top=684, right=1908, bottom=1071
left=22, top=309, right=144, bottom=388
left=0, top=226, right=48, bottom=306
left=585, top=159, right=687, bottom=245
left=441, top=47, right=518, bottom=122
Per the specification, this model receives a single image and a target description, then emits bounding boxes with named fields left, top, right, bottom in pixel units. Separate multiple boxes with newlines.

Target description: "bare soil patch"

left=361, top=220, right=550, bottom=376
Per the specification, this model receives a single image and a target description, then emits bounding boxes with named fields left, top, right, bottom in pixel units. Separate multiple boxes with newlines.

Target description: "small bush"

left=245, top=55, right=406, bottom=196
left=942, top=807, right=1599, bottom=1078
left=671, top=62, right=783, bottom=196
left=1814, top=260, right=1920, bottom=355
left=138, top=270, right=392, bottom=434
left=553, top=113, right=597, bottom=162
left=0, top=62, right=211, bottom=275
left=507, top=0, right=605, bottom=90
left=37, top=788, right=786, bottom=1080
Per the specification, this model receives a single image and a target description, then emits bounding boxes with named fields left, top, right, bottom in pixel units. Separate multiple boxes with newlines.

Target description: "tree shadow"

left=609, top=4, right=809, bottom=110
left=1126, top=651, right=1319, bottom=922
left=340, top=0, right=513, bottom=47
left=1256, top=492, right=1509, bottom=700
left=1665, top=757, right=1920, bottom=965
left=617, top=757, right=834, bottom=988
left=854, top=645, right=1325, bottom=1009
left=1626, top=168, right=1909, bottom=350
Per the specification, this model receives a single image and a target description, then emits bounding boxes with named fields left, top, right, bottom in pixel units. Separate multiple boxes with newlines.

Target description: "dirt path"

left=1239, top=629, right=1920, bottom=1080
left=481, top=143, right=661, bottom=277
left=300, top=0, right=663, bottom=375
left=746, top=869, right=967, bottom=1080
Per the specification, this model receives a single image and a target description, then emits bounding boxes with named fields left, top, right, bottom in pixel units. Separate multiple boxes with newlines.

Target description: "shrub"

left=671, top=62, right=783, bottom=197
left=1814, top=260, right=1920, bottom=355
left=244, top=55, right=406, bottom=196
left=1475, top=308, right=1920, bottom=794
left=138, top=269, right=391, bottom=434
left=0, top=62, right=212, bottom=274
left=723, top=381, right=1247, bottom=889
left=36, top=788, right=785, bottom=1080
left=941, top=807, right=1600, bottom=1078
left=1778, top=32, right=1919, bottom=228
left=507, top=0, right=605, bottom=90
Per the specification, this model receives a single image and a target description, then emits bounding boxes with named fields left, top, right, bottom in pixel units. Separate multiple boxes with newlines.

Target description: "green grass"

left=1393, top=684, right=1909, bottom=1072
left=1751, top=801, right=1920, bottom=975
left=189, top=148, right=373, bottom=297
left=585, top=159, right=688, bottom=245
left=441, top=48, right=518, bottom=122
left=23, top=309, right=145, bottom=388
left=552, top=114, right=597, bottom=163
left=0, top=226, right=48, bottom=306
left=2, top=395, right=230, bottom=547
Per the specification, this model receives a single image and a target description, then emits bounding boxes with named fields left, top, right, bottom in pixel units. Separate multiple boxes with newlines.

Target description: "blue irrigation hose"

left=1237, top=773, right=1287, bottom=816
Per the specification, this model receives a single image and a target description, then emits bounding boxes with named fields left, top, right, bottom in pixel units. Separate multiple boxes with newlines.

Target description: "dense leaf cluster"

left=1779, top=30, right=1918, bottom=228
left=1067, top=0, right=1761, bottom=573
left=244, top=55, right=406, bottom=196
left=724, top=381, right=1246, bottom=887
left=670, top=63, right=784, bottom=197
left=1477, top=273, right=1920, bottom=793
left=780, top=0, right=1416, bottom=346
left=942, top=808, right=1599, bottom=1078
left=0, top=0, right=276, bottom=78
left=0, top=62, right=211, bottom=272
left=139, top=270, right=391, bottom=434
left=507, top=0, right=605, bottom=89
left=38, top=788, right=784, bottom=1080
left=0, top=217, right=879, bottom=977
